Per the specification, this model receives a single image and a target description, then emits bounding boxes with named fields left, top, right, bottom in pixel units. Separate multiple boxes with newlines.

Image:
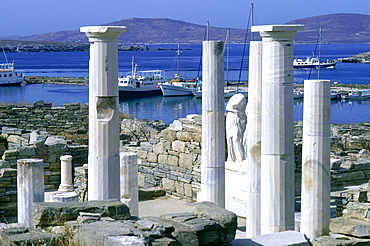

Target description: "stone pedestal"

left=199, top=40, right=225, bottom=208
left=225, top=161, right=248, bottom=216
left=120, top=152, right=139, bottom=217
left=17, top=158, right=45, bottom=230
left=58, top=155, right=73, bottom=192
left=252, top=25, right=304, bottom=234
left=300, top=80, right=331, bottom=238
left=80, top=26, right=126, bottom=200
left=245, top=40, right=262, bottom=237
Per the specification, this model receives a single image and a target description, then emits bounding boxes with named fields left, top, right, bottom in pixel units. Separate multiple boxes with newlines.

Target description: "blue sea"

left=1, top=43, right=370, bottom=124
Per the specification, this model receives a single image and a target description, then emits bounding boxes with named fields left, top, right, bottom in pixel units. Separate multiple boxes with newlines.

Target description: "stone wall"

left=0, top=126, right=88, bottom=221
left=0, top=101, right=88, bottom=144
left=122, top=115, right=202, bottom=200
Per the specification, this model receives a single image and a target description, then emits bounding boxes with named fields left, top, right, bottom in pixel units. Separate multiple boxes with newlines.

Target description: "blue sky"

left=1, top=0, right=370, bottom=36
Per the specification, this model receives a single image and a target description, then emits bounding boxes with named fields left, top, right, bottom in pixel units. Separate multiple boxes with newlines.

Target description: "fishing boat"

left=118, top=57, right=166, bottom=97
left=293, top=57, right=336, bottom=69
left=0, top=62, right=25, bottom=86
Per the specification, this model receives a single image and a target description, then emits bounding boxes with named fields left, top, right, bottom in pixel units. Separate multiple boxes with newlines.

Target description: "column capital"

left=251, top=25, right=304, bottom=41
left=80, top=26, right=126, bottom=42
left=60, top=155, right=73, bottom=161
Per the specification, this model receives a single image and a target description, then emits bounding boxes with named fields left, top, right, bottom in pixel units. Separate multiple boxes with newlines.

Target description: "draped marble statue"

left=226, top=93, right=247, bottom=162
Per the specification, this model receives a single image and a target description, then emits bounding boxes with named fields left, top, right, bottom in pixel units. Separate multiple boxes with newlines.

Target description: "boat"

left=160, top=44, right=200, bottom=97
left=0, top=62, right=25, bottom=86
left=293, top=89, right=304, bottom=99
left=118, top=58, right=166, bottom=97
left=293, top=57, right=336, bottom=69
left=160, top=79, right=200, bottom=97
left=339, top=90, right=370, bottom=101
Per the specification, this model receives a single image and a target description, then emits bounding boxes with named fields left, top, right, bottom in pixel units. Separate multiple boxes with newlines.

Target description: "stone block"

left=153, top=142, right=165, bottom=154
left=330, top=217, right=370, bottom=238
left=193, top=201, right=237, bottom=243
left=245, top=231, right=310, bottom=245
left=184, top=183, right=193, bottom=198
left=172, top=140, right=186, bottom=152
left=330, top=158, right=342, bottom=170
left=176, top=132, right=191, bottom=141
left=33, top=200, right=130, bottom=227
left=160, top=129, right=177, bottom=142
left=343, top=202, right=370, bottom=219
left=179, top=153, right=194, bottom=170
left=175, top=181, right=185, bottom=195
left=139, top=187, right=165, bottom=200
left=158, top=154, right=169, bottom=165
left=147, top=152, right=158, bottom=163
left=162, top=178, right=176, bottom=192
left=167, top=155, right=179, bottom=167
left=17, top=147, right=36, bottom=157
left=332, top=171, right=365, bottom=182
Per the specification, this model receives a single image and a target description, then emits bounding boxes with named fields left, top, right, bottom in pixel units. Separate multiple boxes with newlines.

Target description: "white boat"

left=293, top=57, right=336, bottom=69
left=340, top=90, right=370, bottom=101
left=0, top=63, right=25, bottom=85
left=118, top=58, right=166, bottom=97
left=294, top=89, right=304, bottom=99
left=160, top=79, right=200, bottom=97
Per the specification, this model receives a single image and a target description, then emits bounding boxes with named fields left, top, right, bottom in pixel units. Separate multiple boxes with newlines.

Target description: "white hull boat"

left=160, top=81, right=199, bottom=97
left=0, top=63, right=25, bottom=85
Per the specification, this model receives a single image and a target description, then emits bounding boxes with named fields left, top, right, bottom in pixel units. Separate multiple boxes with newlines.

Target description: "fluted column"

left=252, top=25, right=304, bottom=234
left=199, top=40, right=225, bottom=207
left=300, top=79, right=331, bottom=238
left=245, top=40, right=262, bottom=237
left=80, top=26, right=126, bottom=200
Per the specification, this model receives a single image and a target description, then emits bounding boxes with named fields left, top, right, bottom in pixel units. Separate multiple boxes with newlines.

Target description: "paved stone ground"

left=138, top=196, right=248, bottom=245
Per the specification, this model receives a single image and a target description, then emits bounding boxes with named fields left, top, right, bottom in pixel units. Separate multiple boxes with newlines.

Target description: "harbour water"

left=1, top=44, right=370, bottom=124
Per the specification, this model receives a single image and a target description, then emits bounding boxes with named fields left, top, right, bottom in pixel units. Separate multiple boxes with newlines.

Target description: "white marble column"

left=245, top=40, right=262, bottom=237
left=17, top=158, right=45, bottom=230
left=300, top=79, right=331, bottom=238
left=252, top=25, right=304, bottom=234
left=199, top=40, right=225, bottom=208
left=80, top=26, right=126, bottom=200
left=58, top=155, right=74, bottom=192
left=120, top=152, right=139, bottom=217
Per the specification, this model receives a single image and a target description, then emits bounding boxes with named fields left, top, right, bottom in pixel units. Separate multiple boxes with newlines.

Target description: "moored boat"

left=118, top=57, right=166, bottom=97
left=0, top=63, right=25, bottom=85
left=293, top=57, right=336, bottom=69
left=160, top=79, right=200, bottom=97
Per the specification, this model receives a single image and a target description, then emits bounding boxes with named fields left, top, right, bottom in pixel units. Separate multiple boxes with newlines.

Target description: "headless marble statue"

left=226, top=93, right=247, bottom=162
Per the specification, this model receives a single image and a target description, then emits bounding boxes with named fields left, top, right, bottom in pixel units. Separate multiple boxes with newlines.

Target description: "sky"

left=1, top=0, right=370, bottom=37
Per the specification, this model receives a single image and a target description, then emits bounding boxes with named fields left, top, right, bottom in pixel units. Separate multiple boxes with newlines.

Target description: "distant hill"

left=1, top=14, right=370, bottom=44
left=286, top=13, right=370, bottom=44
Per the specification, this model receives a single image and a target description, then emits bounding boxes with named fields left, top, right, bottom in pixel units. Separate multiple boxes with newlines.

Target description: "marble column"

left=252, top=25, right=304, bottom=234
left=58, top=155, right=74, bottom=192
left=120, top=152, right=139, bottom=217
left=17, top=158, right=45, bottom=230
left=199, top=40, right=225, bottom=208
left=245, top=40, right=262, bottom=237
left=80, top=26, right=126, bottom=200
left=300, top=79, right=331, bottom=238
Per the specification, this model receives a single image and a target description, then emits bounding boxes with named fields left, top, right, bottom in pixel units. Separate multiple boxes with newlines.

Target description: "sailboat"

left=160, top=44, right=200, bottom=97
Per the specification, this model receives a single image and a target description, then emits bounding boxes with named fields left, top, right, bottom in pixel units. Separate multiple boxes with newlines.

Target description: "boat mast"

left=177, top=43, right=180, bottom=76
left=225, top=28, right=230, bottom=84
left=318, top=26, right=323, bottom=79
left=1, top=40, right=9, bottom=64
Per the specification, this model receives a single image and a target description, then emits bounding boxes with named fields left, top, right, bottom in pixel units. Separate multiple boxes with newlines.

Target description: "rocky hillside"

left=287, top=13, right=370, bottom=44
left=1, top=14, right=370, bottom=44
